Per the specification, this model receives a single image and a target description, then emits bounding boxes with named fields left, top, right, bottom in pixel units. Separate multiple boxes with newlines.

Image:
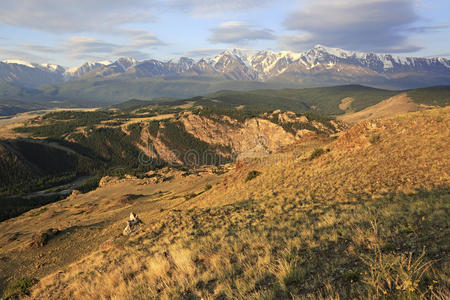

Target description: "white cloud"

left=63, top=35, right=160, bottom=61
left=178, top=48, right=226, bottom=58
left=209, top=21, right=275, bottom=44
left=124, top=29, right=167, bottom=47
left=282, top=0, right=422, bottom=53
left=0, top=0, right=156, bottom=33
left=167, top=0, right=270, bottom=16
left=0, top=47, right=51, bottom=63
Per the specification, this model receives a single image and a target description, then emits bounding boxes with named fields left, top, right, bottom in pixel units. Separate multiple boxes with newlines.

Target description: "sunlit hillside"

left=0, top=107, right=447, bottom=299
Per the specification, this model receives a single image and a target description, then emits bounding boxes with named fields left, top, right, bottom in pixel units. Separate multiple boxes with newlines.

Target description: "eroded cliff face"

left=136, top=123, right=183, bottom=165
left=131, top=111, right=344, bottom=163
left=180, top=113, right=297, bottom=159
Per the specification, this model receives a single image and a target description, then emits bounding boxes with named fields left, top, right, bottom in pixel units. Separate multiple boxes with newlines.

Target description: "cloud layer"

left=209, top=21, right=275, bottom=44
left=282, top=0, right=422, bottom=53
left=0, top=0, right=448, bottom=65
left=167, top=0, right=270, bottom=16
left=0, top=0, right=156, bottom=33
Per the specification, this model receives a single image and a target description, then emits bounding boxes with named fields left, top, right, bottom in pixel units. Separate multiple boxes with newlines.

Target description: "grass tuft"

left=245, top=170, right=261, bottom=182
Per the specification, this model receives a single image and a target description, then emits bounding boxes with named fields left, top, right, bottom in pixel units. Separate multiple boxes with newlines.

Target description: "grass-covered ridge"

left=407, top=85, right=450, bottom=107
left=157, top=85, right=398, bottom=116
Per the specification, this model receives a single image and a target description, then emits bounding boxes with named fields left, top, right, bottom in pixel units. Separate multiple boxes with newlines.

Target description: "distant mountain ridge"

left=1, top=45, right=450, bottom=91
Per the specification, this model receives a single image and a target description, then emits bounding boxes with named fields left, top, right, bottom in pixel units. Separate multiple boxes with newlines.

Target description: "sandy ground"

left=338, top=97, right=353, bottom=111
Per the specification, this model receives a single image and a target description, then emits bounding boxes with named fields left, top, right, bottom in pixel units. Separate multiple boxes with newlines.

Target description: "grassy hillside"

left=158, top=85, right=398, bottom=116
left=0, top=139, right=103, bottom=221
left=0, top=107, right=447, bottom=299
left=37, top=77, right=279, bottom=104
left=0, top=99, right=46, bottom=116
left=2, top=107, right=339, bottom=204
left=0, top=140, right=88, bottom=196
left=2, top=83, right=449, bottom=118
left=407, top=86, right=450, bottom=107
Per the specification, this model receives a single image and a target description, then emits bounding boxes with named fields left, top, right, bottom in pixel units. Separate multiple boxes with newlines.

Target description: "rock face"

left=0, top=60, right=65, bottom=88
left=30, top=228, right=60, bottom=248
left=123, top=213, right=143, bottom=236
left=180, top=114, right=297, bottom=159
left=124, top=111, right=345, bottom=165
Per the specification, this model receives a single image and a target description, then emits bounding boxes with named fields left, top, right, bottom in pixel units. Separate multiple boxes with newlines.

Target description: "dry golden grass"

left=26, top=188, right=450, bottom=299
left=193, top=107, right=450, bottom=208
left=0, top=168, right=224, bottom=295
left=337, top=93, right=424, bottom=123
left=0, top=108, right=99, bottom=139
left=3, top=107, right=450, bottom=299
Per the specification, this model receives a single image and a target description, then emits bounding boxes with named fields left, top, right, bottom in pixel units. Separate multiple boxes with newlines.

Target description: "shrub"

left=2, top=277, right=37, bottom=299
left=77, top=176, right=101, bottom=194
left=309, top=148, right=325, bottom=160
left=245, top=170, right=261, bottom=182
left=184, top=193, right=197, bottom=200
left=370, top=134, right=381, bottom=144
left=204, top=184, right=212, bottom=191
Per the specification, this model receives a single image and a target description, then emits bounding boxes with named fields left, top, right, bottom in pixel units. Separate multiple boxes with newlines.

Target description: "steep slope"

left=193, top=107, right=450, bottom=207
left=0, top=61, right=65, bottom=88
left=65, top=60, right=112, bottom=78
left=336, top=93, right=423, bottom=123
left=1, top=108, right=340, bottom=201
left=0, top=107, right=448, bottom=299
left=0, top=139, right=96, bottom=196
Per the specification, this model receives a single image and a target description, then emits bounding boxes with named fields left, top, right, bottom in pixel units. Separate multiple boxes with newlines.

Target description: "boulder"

left=123, top=212, right=143, bottom=235
left=30, top=228, right=60, bottom=248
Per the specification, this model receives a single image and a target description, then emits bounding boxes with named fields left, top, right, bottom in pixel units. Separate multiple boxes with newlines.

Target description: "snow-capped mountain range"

left=1, top=45, right=450, bottom=89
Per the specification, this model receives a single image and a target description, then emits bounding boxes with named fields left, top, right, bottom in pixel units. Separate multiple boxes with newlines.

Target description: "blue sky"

left=0, top=0, right=449, bottom=67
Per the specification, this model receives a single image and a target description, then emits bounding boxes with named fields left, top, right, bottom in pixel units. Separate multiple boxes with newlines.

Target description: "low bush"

left=369, top=134, right=381, bottom=144
left=2, top=277, right=37, bottom=299
left=77, top=176, right=101, bottom=194
left=245, top=170, right=261, bottom=182
left=309, top=148, right=325, bottom=160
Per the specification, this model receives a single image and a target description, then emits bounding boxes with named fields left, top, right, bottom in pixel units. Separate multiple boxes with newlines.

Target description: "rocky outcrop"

left=30, top=228, right=60, bottom=248
left=123, top=213, right=143, bottom=235
left=180, top=113, right=298, bottom=159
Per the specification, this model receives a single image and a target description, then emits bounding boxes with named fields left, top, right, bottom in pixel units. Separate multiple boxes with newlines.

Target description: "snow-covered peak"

left=438, top=57, right=450, bottom=68
left=114, top=57, right=137, bottom=70
left=168, top=56, right=194, bottom=65
left=96, top=60, right=112, bottom=66
left=66, top=66, right=79, bottom=74
left=39, top=63, right=65, bottom=72
left=65, top=60, right=112, bottom=76
left=78, top=60, right=112, bottom=69
left=214, top=48, right=259, bottom=67
left=2, top=59, right=35, bottom=68
left=278, top=51, right=302, bottom=61
left=307, top=45, right=355, bottom=59
left=116, top=57, right=136, bottom=64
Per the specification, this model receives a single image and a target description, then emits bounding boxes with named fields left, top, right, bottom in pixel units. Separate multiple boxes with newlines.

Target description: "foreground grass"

left=27, top=188, right=449, bottom=299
